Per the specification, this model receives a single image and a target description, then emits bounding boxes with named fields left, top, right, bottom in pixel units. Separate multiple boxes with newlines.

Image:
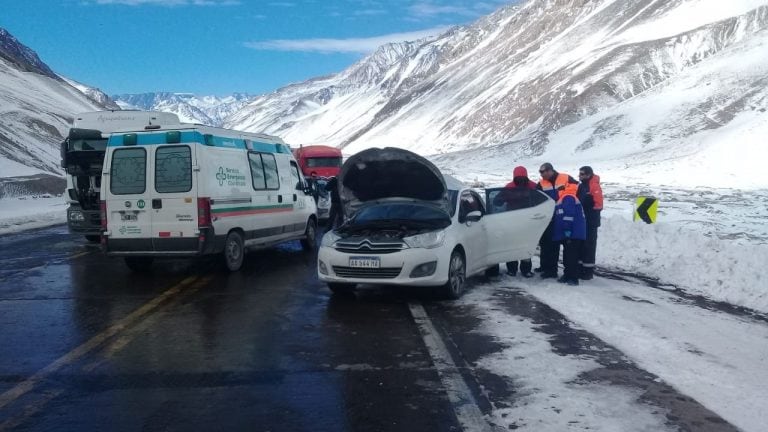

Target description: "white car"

left=317, top=147, right=554, bottom=298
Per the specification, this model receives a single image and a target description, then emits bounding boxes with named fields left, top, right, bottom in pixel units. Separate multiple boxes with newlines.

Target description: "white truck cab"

left=61, top=111, right=181, bottom=241
left=100, top=124, right=318, bottom=271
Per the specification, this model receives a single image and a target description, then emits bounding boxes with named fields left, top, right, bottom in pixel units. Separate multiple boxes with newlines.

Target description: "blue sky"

left=1, top=0, right=512, bottom=96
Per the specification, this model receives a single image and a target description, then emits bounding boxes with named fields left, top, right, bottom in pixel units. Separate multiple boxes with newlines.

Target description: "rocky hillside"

left=0, top=27, right=117, bottom=179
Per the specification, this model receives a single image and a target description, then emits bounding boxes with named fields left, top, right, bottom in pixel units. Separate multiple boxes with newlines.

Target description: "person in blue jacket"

left=552, top=194, right=587, bottom=286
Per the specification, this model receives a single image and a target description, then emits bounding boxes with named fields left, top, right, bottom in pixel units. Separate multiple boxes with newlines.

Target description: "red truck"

left=292, top=145, right=343, bottom=222
left=292, top=145, right=343, bottom=178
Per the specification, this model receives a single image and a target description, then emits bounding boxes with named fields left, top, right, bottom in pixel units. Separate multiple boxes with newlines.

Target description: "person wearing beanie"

left=491, top=166, right=537, bottom=277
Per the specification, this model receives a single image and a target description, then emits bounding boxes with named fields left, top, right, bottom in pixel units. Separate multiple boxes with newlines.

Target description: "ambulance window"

left=110, top=148, right=146, bottom=195
left=262, top=154, right=280, bottom=190
left=155, top=146, right=192, bottom=193
left=248, top=153, right=267, bottom=190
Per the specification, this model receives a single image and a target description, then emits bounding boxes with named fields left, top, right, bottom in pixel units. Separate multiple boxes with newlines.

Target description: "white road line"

left=408, top=302, right=492, bottom=432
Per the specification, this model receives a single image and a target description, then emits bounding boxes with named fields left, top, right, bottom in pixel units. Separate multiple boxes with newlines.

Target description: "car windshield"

left=67, top=138, right=107, bottom=152
left=306, top=157, right=342, bottom=168
left=349, top=202, right=450, bottom=229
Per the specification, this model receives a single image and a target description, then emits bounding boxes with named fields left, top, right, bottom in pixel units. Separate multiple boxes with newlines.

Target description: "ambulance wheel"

left=124, top=257, right=153, bottom=272
left=85, top=235, right=101, bottom=243
left=223, top=231, right=245, bottom=272
left=301, top=218, right=317, bottom=251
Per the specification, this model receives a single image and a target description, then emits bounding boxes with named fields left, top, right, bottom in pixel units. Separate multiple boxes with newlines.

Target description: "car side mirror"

left=466, top=211, right=482, bottom=223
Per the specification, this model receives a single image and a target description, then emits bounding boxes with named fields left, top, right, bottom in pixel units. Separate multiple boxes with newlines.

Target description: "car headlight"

left=321, top=231, right=340, bottom=247
left=69, top=211, right=85, bottom=222
left=404, top=230, right=446, bottom=249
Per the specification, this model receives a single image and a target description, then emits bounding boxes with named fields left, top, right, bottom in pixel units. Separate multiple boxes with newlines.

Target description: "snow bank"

left=0, top=196, right=66, bottom=235
left=599, top=215, right=768, bottom=313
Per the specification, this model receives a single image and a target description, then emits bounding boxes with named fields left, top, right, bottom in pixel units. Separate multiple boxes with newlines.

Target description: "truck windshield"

left=306, top=157, right=342, bottom=168
left=67, top=138, right=107, bottom=152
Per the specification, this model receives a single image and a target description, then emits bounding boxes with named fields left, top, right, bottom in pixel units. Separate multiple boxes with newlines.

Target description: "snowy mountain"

left=112, top=92, right=253, bottom=127
left=0, top=27, right=117, bottom=180
left=226, top=0, right=768, bottom=188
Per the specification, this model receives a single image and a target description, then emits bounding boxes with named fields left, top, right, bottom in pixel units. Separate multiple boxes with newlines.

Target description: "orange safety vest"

left=539, top=173, right=578, bottom=201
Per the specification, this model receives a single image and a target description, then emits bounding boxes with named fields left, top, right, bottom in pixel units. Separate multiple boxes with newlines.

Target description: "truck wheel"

left=328, top=283, right=355, bottom=295
left=301, top=219, right=317, bottom=251
left=85, top=235, right=101, bottom=243
left=124, top=257, right=153, bottom=272
left=442, top=250, right=466, bottom=300
left=223, top=231, right=245, bottom=272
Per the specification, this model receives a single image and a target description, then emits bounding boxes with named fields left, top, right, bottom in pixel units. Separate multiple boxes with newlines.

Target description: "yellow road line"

left=0, top=275, right=199, bottom=411
left=0, top=389, right=64, bottom=432
left=68, top=251, right=92, bottom=260
left=81, top=276, right=212, bottom=373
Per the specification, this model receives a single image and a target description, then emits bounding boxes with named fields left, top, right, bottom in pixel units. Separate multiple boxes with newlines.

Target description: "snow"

left=458, top=285, right=675, bottom=431
left=598, top=215, right=768, bottom=313
left=504, top=276, right=768, bottom=432
left=619, top=0, right=768, bottom=44
left=0, top=196, right=66, bottom=235
left=0, top=158, right=45, bottom=177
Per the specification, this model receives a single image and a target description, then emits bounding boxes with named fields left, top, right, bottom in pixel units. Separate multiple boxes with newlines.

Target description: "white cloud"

left=244, top=26, right=450, bottom=54
left=86, top=0, right=240, bottom=5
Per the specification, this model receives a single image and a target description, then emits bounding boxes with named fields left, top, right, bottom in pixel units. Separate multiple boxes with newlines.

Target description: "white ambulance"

left=100, top=123, right=318, bottom=272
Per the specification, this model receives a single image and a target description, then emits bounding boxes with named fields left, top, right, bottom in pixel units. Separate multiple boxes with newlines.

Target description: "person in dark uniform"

left=552, top=194, right=587, bottom=286
left=324, top=176, right=343, bottom=231
left=577, top=166, right=603, bottom=280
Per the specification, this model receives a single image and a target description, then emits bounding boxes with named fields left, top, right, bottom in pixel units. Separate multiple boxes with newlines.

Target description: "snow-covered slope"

left=226, top=0, right=768, bottom=188
left=113, top=92, right=252, bottom=127
left=0, top=27, right=116, bottom=178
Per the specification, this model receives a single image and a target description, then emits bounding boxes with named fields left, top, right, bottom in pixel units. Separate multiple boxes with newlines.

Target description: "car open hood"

left=339, top=147, right=449, bottom=218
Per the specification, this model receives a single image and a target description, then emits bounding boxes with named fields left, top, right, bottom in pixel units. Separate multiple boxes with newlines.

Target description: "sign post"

left=634, top=196, right=658, bottom=224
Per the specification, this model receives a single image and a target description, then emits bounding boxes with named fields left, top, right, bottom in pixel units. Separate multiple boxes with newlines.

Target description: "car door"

left=456, top=190, right=488, bottom=275
left=105, top=146, right=153, bottom=249
left=150, top=143, right=198, bottom=251
left=483, top=188, right=554, bottom=265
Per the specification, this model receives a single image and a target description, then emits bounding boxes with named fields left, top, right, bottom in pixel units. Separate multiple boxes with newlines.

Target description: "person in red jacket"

left=492, top=166, right=537, bottom=277
left=577, top=166, right=604, bottom=280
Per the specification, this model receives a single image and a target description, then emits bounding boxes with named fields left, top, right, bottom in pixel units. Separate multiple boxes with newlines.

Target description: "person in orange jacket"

left=536, top=163, right=579, bottom=279
left=577, top=166, right=603, bottom=280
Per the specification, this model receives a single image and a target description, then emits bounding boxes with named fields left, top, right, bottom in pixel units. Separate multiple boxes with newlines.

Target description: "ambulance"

left=100, top=123, right=318, bottom=272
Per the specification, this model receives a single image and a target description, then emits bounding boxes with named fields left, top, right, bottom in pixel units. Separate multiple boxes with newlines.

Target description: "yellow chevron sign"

left=634, top=197, right=658, bottom=224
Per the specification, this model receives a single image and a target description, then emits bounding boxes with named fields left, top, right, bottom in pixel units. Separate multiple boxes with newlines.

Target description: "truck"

left=60, top=111, right=181, bottom=242
left=291, top=145, right=343, bottom=221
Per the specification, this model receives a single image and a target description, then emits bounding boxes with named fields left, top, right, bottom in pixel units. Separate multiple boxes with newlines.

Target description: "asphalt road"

left=0, top=225, right=740, bottom=431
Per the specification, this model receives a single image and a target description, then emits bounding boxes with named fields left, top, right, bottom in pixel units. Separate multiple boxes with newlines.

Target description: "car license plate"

left=121, top=213, right=138, bottom=222
left=349, top=257, right=380, bottom=268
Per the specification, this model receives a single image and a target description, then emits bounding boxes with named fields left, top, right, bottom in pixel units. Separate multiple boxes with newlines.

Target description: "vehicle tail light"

left=100, top=200, right=107, bottom=230
left=198, top=197, right=212, bottom=228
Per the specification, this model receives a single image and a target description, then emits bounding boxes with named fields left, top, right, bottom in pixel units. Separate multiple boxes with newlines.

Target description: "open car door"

left=483, top=188, right=555, bottom=265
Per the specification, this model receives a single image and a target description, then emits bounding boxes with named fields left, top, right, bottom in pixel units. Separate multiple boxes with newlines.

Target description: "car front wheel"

left=442, top=250, right=466, bottom=299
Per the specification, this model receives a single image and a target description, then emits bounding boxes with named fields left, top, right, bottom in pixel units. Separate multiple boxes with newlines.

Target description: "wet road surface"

left=0, top=225, right=741, bottom=431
